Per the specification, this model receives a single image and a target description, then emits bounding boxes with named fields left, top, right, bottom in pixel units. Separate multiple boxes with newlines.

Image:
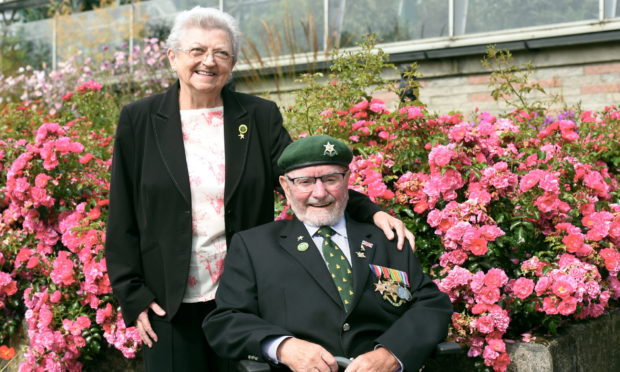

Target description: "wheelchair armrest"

left=237, top=360, right=271, bottom=372
left=435, top=341, right=463, bottom=355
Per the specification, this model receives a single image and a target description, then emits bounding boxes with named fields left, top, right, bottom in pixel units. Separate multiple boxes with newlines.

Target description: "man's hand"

left=345, top=347, right=400, bottom=372
left=373, top=211, right=415, bottom=251
left=136, top=301, right=166, bottom=348
left=277, top=337, right=338, bottom=372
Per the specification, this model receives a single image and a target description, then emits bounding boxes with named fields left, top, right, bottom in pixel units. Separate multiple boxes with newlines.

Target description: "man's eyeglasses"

left=177, top=47, right=234, bottom=62
left=286, top=172, right=348, bottom=192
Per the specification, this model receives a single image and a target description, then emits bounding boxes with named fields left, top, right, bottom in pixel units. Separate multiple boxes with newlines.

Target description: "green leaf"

left=516, top=227, right=527, bottom=245
left=509, top=220, right=522, bottom=231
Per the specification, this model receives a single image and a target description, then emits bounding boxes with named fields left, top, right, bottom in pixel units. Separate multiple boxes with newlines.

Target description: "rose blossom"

left=512, top=277, right=535, bottom=300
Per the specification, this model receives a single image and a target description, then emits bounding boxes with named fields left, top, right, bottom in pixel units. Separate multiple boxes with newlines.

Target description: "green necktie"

left=316, top=226, right=354, bottom=311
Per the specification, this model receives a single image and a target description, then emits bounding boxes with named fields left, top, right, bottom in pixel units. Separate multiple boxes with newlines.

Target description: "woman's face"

left=168, top=27, right=235, bottom=100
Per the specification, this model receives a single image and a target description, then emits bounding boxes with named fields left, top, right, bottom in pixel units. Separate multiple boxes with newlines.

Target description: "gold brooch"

left=238, top=124, right=248, bottom=139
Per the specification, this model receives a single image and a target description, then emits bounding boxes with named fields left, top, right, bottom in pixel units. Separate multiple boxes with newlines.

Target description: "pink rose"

left=369, top=98, right=385, bottom=113
left=535, top=276, right=552, bottom=295
left=519, top=170, right=543, bottom=192
left=405, top=106, right=424, bottom=119
left=486, top=338, right=506, bottom=353
left=551, top=277, right=575, bottom=298
left=0, top=272, right=17, bottom=296
left=477, top=286, right=501, bottom=304
left=557, top=296, right=578, bottom=315
left=483, top=269, right=509, bottom=288
left=474, top=315, right=495, bottom=334
left=76, top=80, right=103, bottom=93
left=469, top=238, right=488, bottom=256
left=50, top=290, right=62, bottom=303
left=429, top=145, right=457, bottom=168
left=541, top=296, right=560, bottom=314
left=349, top=100, right=369, bottom=113
left=79, top=153, right=94, bottom=164
left=562, top=233, right=584, bottom=253
left=34, top=173, right=52, bottom=188
left=512, top=277, right=535, bottom=299
left=62, top=91, right=74, bottom=101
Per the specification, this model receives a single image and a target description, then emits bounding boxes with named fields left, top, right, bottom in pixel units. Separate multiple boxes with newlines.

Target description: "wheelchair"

left=237, top=341, right=463, bottom=372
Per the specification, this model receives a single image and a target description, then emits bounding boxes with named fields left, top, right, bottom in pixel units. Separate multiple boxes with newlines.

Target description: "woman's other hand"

left=136, top=301, right=167, bottom=347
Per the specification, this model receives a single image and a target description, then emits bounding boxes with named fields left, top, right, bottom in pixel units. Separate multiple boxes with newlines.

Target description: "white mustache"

left=307, top=195, right=336, bottom=206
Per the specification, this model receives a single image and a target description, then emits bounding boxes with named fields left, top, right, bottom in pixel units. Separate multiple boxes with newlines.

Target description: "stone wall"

left=412, top=43, right=620, bottom=115
left=236, top=41, right=620, bottom=117
left=424, top=309, right=620, bottom=372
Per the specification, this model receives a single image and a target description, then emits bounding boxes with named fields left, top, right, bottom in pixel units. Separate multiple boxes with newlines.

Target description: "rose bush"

left=302, top=99, right=619, bottom=371
left=0, top=81, right=141, bottom=371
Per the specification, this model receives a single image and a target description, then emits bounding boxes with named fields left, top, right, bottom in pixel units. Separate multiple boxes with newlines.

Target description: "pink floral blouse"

left=180, top=107, right=227, bottom=303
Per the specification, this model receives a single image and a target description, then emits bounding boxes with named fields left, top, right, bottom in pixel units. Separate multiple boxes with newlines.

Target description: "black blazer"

left=205, top=217, right=452, bottom=371
left=105, top=82, right=380, bottom=325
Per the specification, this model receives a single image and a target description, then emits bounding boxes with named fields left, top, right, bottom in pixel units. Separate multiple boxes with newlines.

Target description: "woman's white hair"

left=166, top=6, right=241, bottom=60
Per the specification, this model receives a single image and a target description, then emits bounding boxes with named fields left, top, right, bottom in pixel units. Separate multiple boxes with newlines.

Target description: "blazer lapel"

left=279, top=219, right=344, bottom=309
left=152, top=82, right=191, bottom=206
left=346, top=217, right=377, bottom=311
left=222, top=85, right=251, bottom=204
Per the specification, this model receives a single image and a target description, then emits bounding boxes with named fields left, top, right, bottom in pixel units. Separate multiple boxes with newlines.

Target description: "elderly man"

left=205, top=135, right=452, bottom=371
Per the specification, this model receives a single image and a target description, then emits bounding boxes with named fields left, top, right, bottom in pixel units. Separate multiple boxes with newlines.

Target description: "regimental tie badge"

left=323, top=141, right=337, bottom=157
left=369, top=264, right=412, bottom=307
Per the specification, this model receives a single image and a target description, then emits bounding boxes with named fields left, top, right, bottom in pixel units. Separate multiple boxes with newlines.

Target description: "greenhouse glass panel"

left=53, top=6, right=132, bottom=64
left=140, top=0, right=221, bottom=42
left=173, top=0, right=222, bottom=10
left=464, top=0, right=599, bottom=34
left=333, top=0, right=449, bottom=48
left=7, top=19, right=54, bottom=70
left=224, top=0, right=324, bottom=59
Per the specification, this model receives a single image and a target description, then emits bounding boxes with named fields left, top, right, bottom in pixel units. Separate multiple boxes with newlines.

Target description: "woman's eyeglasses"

left=177, top=47, right=234, bottom=62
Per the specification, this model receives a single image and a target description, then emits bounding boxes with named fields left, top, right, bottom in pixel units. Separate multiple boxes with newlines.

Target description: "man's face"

left=279, top=164, right=350, bottom=226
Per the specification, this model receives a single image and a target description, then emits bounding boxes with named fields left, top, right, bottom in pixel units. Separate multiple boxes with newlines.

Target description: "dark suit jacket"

left=104, top=82, right=380, bottom=326
left=205, top=217, right=452, bottom=371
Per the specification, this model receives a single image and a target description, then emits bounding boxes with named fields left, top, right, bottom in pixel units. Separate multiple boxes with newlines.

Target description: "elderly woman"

left=105, top=6, right=413, bottom=372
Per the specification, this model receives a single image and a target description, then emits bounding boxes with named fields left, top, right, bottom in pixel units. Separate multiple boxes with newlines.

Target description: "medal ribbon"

left=369, top=264, right=409, bottom=286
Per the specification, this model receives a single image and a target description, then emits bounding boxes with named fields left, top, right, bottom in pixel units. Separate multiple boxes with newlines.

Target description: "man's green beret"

left=278, top=135, right=353, bottom=173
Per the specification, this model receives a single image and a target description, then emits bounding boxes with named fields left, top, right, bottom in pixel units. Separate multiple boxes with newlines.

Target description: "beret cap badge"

left=323, top=142, right=338, bottom=157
